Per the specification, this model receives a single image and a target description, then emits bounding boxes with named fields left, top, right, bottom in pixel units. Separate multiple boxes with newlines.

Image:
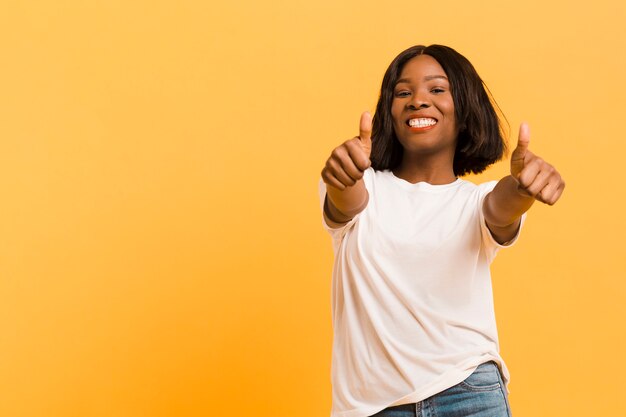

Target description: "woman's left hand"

left=510, top=123, right=566, bottom=205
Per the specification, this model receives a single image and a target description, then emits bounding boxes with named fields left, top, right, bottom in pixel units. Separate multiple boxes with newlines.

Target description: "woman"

left=318, top=45, right=565, bottom=417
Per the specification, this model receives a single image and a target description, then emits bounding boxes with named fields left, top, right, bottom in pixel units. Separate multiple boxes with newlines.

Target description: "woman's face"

left=391, top=54, right=458, bottom=156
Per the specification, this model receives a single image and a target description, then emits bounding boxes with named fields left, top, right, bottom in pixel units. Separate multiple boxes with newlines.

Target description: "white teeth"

left=409, top=118, right=437, bottom=128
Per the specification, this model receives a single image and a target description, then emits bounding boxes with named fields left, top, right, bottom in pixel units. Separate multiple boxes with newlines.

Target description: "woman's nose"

left=408, top=95, right=430, bottom=110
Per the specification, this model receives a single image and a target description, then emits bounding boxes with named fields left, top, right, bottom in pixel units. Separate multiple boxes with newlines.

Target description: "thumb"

left=513, top=122, right=530, bottom=159
left=359, top=111, right=372, bottom=157
left=511, top=122, right=530, bottom=177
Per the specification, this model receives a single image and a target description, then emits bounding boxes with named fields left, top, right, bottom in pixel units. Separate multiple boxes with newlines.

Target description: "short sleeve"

left=477, top=180, right=527, bottom=262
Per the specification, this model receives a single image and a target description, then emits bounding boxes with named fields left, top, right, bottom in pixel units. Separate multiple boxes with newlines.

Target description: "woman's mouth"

left=407, top=118, right=438, bottom=132
left=407, top=118, right=437, bottom=128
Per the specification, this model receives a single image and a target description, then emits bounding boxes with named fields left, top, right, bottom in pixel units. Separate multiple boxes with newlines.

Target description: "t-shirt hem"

left=330, top=354, right=508, bottom=417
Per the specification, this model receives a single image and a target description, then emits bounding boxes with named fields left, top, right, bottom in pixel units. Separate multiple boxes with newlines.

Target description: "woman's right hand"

left=321, top=111, right=373, bottom=191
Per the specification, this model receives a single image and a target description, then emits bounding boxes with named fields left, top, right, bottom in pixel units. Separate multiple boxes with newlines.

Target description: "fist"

left=321, top=111, right=373, bottom=191
left=510, top=123, right=565, bottom=205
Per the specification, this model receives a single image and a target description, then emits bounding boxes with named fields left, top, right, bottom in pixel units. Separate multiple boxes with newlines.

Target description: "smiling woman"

left=319, top=44, right=565, bottom=417
left=390, top=55, right=458, bottom=176
left=371, top=45, right=506, bottom=179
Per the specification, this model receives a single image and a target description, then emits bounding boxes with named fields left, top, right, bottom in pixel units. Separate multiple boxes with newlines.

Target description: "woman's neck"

left=392, top=153, right=457, bottom=185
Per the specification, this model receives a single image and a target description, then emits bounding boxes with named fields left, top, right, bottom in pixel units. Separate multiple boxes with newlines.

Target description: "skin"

left=483, top=122, right=565, bottom=243
left=320, top=112, right=371, bottom=226
left=321, top=55, right=565, bottom=242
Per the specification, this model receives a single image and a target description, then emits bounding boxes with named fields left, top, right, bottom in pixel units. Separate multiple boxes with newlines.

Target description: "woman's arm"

left=321, top=112, right=372, bottom=224
left=483, top=123, right=566, bottom=244
left=324, top=181, right=369, bottom=225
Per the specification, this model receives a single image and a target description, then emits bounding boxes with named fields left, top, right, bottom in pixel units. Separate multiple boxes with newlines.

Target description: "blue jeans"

left=369, top=361, right=512, bottom=417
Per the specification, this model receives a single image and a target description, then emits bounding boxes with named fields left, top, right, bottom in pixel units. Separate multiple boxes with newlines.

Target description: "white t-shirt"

left=318, top=168, right=525, bottom=417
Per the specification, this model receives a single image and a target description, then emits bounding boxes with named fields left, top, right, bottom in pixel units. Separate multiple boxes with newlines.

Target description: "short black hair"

left=371, top=44, right=507, bottom=176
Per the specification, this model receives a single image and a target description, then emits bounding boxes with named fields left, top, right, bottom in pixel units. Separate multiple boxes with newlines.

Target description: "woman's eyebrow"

left=425, top=75, right=448, bottom=81
left=396, top=75, right=449, bottom=85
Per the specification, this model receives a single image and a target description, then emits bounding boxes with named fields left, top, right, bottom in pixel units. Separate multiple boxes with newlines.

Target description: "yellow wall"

left=1, top=1, right=624, bottom=416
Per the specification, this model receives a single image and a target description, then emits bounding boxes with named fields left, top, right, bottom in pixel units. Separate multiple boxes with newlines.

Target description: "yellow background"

left=1, top=0, right=624, bottom=416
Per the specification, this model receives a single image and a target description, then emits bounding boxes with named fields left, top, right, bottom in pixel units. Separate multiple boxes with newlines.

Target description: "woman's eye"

left=431, top=88, right=445, bottom=94
left=395, top=91, right=410, bottom=97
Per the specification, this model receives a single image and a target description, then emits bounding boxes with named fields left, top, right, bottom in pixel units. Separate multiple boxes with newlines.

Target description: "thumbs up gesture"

left=510, top=123, right=565, bottom=205
left=321, top=111, right=373, bottom=191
